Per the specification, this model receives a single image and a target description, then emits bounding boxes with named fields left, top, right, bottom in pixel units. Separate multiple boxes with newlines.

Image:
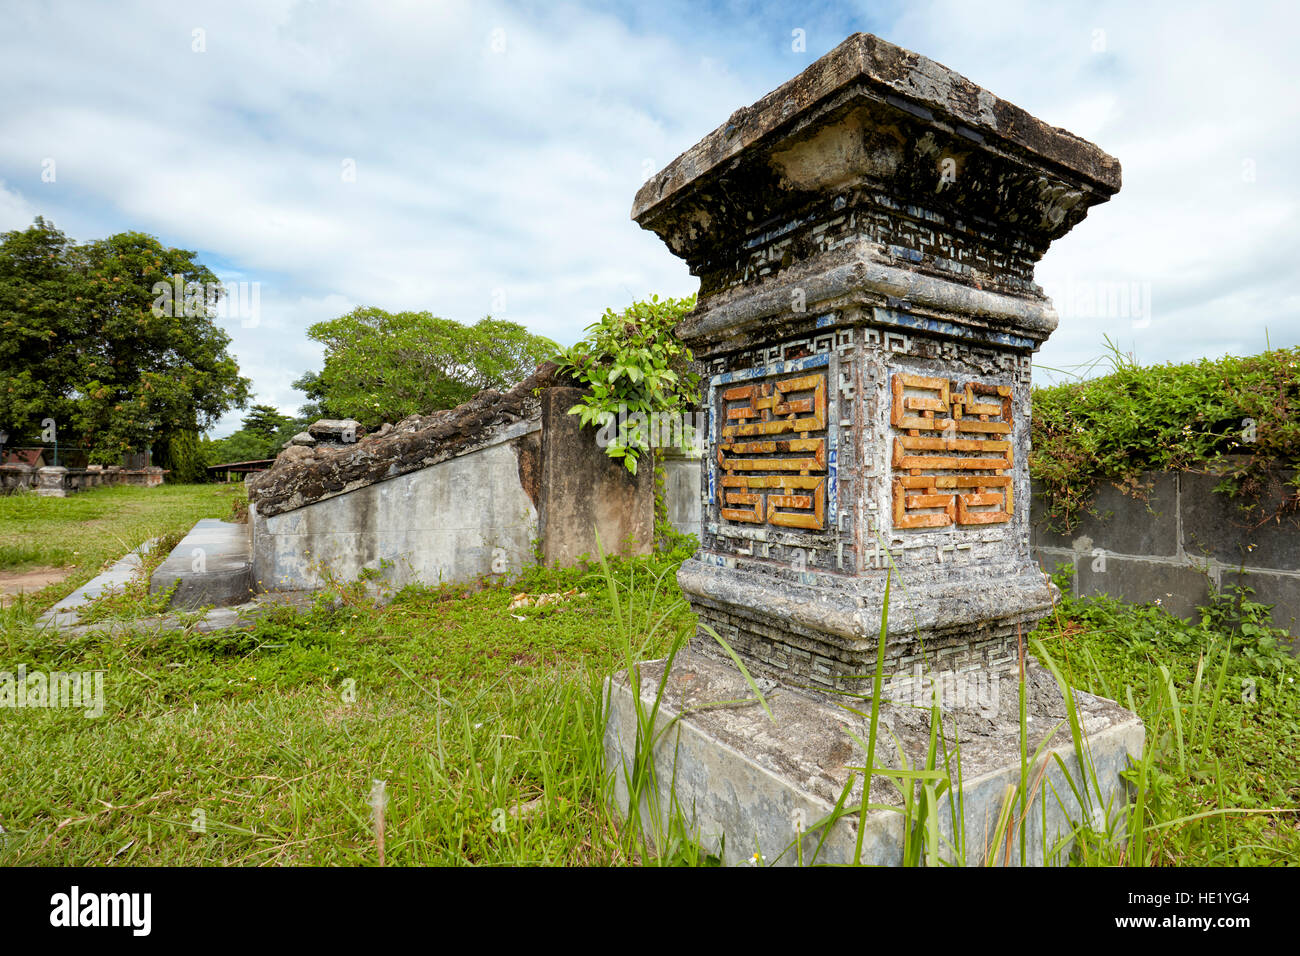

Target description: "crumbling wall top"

left=248, top=362, right=564, bottom=517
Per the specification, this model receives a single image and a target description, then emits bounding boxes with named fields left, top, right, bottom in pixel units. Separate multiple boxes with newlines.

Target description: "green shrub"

left=155, top=428, right=206, bottom=483
left=1031, top=342, right=1300, bottom=532
left=557, top=295, right=698, bottom=474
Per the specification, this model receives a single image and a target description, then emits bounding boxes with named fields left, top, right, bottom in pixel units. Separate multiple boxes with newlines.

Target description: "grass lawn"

left=0, top=484, right=1296, bottom=865
left=0, top=483, right=246, bottom=605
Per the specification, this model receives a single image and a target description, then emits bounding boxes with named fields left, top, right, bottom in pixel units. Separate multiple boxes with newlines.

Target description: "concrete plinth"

left=605, top=648, right=1143, bottom=866
left=36, top=465, right=68, bottom=497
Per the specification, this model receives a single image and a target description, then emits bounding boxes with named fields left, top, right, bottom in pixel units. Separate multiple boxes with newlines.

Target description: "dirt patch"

left=0, top=566, right=72, bottom=606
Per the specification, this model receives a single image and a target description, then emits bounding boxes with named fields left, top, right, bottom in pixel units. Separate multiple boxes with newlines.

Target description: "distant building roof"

left=2, top=449, right=45, bottom=466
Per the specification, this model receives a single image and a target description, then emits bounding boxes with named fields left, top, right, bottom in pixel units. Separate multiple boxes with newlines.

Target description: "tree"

left=0, top=218, right=252, bottom=464
left=290, top=370, right=332, bottom=421
left=73, top=230, right=251, bottom=462
left=200, top=406, right=309, bottom=471
left=300, top=307, right=559, bottom=428
left=242, top=404, right=292, bottom=438
left=558, top=295, right=698, bottom=474
left=155, top=428, right=205, bottom=483
left=0, top=217, right=89, bottom=443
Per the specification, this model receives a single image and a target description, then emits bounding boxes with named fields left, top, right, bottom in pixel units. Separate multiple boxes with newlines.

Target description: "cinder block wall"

left=1030, top=470, right=1299, bottom=641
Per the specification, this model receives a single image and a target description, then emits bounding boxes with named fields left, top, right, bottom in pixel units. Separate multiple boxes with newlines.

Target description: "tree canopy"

left=0, top=217, right=251, bottom=462
left=301, top=307, right=559, bottom=428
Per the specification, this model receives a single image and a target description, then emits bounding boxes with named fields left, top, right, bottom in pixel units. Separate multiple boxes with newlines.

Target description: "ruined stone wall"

left=251, top=423, right=541, bottom=591
left=246, top=363, right=655, bottom=593
left=1, top=464, right=165, bottom=496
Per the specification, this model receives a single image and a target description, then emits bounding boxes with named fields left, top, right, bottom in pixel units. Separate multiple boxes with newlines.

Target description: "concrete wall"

left=252, top=428, right=540, bottom=592
left=1031, top=470, right=1300, bottom=639
left=538, top=387, right=654, bottom=566
left=251, top=389, right=665, bottom=593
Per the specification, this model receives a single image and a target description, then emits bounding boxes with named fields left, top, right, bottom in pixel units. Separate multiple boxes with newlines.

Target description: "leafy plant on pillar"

left=557, top=295, right=699, bottom=475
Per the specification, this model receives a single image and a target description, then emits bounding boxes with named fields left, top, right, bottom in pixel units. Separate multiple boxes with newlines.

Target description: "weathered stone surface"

left=1030, top=468, right=1300, bottom=642
left=307, top=419, right=364, bottom=443
left=614, top=32, right=1139, bottom=865
left=606, top=649, right=1142, bottom=866
left=149, top=518, right=253, bottom=609
left=628, top=33, right=1123, bottom=690
left=537, top=386, right=654, bottom=565
left=1180, top=470, right=1300, bottom=570
left=635, top=33, right=1121, bottom=355
left=1032, top=474, right=1179, bottom=557
left=1075, top=555, right=1211, bottom=620
left=278, top=445, right=314, bottom=464
left=37, top=537, right=160, bottom=629
left=632, top=33, right=1120, bottom=229
left=661, top=449, right=703, bottom=537
left=36, top=465, right=68, bottom=497
left=251, top=432, right=540, bottom=592
left=249, top=362, right=564, bottom=518
left=286, top=431, right=317, bottom=447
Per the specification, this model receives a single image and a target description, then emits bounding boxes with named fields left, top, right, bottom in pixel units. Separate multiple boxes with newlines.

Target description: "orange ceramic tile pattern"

left=890, top=373, right=1014, bottom=529
left=717, top=371, right=828, bottom=530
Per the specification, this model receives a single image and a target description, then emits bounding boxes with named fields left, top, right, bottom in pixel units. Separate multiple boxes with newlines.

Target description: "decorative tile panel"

left=711, top=354, right=835, bottom=531
left=889, top=373, right=1014, bottom=529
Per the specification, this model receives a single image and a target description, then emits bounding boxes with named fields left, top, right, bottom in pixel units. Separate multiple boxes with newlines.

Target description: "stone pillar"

left=36, top=465, right=69, bottom=497
left=606, top=33, right=1143, bottom=866
left=538, top=386, right=655, bottom=566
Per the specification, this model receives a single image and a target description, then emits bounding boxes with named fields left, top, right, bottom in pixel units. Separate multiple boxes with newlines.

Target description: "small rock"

left=287, top=431, right=317, bottom=448
left=279, top=445, right=315, bottom=462
left=308, top=418, right=365, bottom=443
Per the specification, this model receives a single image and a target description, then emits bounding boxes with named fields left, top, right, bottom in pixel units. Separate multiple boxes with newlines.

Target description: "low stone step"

left=37, top=537, right=160, bottom=628
left=149, top=519, right=254, bottom=609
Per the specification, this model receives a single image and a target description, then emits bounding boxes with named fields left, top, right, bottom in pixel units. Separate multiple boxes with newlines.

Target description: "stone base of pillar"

left=604, top=647, right=1143, bottom=866
left=36, top=466, right=68, bottom=497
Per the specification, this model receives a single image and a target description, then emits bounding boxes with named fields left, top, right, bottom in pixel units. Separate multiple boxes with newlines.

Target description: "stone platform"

left=605, top=647, right=1143, bottom=866
left=149, top=518, right=254, bottom=609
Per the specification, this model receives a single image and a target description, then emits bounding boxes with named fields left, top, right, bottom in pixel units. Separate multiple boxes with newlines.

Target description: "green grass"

left=0, top=537, right=697, bottom=864
left=1, top=486, right=1296, bottom=866
left=1031, top=575, right=1300, bottom=865
left=0, top=483, right=245, bottom=599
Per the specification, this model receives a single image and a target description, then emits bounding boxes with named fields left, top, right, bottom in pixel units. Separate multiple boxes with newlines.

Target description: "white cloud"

left=1, top=0, right=1295, bottom=436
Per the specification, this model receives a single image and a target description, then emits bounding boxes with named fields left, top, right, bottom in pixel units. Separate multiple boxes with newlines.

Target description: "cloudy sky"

left=2, top=0, right=1295, bottom=436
